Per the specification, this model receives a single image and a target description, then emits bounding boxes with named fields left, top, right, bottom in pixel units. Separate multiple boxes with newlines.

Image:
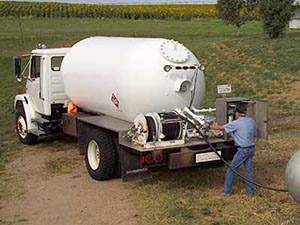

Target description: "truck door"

left=26, top=55, right=45, bottom=114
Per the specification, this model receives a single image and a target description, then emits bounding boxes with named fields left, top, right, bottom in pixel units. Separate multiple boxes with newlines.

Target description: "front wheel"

left=16, top=103, right=38, bottom=145
left=84, top=129, right=116, bottom=181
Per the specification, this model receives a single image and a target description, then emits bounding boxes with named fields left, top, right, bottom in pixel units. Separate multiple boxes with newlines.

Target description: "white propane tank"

left=61, top=37, right=205, bottom=122
left=285, top=150, right=300, bottom=203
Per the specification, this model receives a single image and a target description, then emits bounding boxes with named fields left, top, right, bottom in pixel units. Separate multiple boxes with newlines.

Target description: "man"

left=210, top=104, right=256, bottom=196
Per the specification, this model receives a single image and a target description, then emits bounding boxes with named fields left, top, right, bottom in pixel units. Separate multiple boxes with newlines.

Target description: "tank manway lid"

left=160, top=40, right=189, bottom=63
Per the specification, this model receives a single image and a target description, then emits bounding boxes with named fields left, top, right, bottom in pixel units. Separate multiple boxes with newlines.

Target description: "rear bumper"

left=120, top=138, right=236, bottom=182
left=169, top=148, right=229, bottom=170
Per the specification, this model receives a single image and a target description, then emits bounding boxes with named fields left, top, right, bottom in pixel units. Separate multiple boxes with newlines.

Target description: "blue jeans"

left=224, top=147, right=255, bottom=195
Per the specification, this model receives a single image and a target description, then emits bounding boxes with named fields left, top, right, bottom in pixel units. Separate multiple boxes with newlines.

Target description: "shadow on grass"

left=140, top=164, right=226, bottom=192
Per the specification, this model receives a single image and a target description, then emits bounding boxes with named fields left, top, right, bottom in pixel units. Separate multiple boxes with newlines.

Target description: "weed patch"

left=45, top=155, right=81, bottom=176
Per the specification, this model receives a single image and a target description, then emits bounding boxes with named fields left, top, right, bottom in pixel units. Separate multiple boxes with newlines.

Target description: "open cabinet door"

left=246, top=100, right=268, bottom=140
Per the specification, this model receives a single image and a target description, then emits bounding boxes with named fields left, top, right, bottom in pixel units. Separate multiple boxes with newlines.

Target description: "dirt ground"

left=0, top=139, right=139, bottom=225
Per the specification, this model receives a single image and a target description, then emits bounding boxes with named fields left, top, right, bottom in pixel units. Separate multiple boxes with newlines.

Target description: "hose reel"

left=132, top=112, right=185, bottom=146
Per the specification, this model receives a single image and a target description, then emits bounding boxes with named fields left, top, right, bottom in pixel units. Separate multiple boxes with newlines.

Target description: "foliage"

left=0, top=1, right=217, bottom=20
left=217, top=0, right=258, bottom=36
left=260, top=0, right=294, bottom=38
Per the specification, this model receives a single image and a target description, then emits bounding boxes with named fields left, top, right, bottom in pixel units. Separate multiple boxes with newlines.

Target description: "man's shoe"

left=221, top=192, right=231, bottom=196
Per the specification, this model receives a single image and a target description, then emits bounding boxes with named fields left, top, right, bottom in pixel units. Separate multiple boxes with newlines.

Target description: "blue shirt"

left=224, top=117, right=256, bottom=147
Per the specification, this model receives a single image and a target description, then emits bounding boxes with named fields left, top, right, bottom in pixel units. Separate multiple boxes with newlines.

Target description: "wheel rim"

left=87, top=140, right=101, bottom=170
left=17, top=115, right=27, bottom=139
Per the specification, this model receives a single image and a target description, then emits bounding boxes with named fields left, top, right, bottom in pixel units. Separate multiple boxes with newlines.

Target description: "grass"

left=0, top=56, right=23, bottom=170
left=44, top=142, right=82, bottom=176
left=132, top=133, right=300, bottom=225
left=45, top=157, right=81, bottom=176
left=0, top=171, right=24, bottom=200
left=0, top=17, right=300, bottom=224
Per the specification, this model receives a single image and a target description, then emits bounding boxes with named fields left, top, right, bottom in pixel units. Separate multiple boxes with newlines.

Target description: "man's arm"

left=210, top=125, right=225, bottom=131
left=210, top=120, right=237, bottom=133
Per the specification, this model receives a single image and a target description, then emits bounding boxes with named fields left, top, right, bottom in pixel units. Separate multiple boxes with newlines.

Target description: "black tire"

left=16, top=102, right=38, bottom=145
left=84, top=128, right=117, bottom=181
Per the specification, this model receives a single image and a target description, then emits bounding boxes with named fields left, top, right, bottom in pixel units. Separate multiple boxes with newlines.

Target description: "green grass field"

left=1, top=17, right=300, bottom=225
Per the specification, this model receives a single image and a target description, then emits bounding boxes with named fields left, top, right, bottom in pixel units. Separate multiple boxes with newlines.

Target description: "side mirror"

left=14, top=57, right=23, bottom=82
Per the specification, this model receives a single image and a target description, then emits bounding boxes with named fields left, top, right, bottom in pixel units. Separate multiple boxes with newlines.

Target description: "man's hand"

left=209, top=125, right=225, bottom=131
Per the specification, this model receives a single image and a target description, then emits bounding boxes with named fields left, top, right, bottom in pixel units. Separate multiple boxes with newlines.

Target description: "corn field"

left=0, top=1, right=217, bottom=20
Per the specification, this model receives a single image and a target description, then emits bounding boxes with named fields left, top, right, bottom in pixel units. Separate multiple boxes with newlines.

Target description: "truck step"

left=31, top=117, right=61, bottom=124
left=30, top=129, right=45, bottom=136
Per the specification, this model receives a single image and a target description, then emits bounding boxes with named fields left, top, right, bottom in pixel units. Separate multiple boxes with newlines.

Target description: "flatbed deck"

left=73, top=113, right=234, bottom=153
left=119, top=130, right=234, bottom=152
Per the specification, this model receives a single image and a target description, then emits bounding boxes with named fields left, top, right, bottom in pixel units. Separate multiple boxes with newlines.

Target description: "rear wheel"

left=84, top=129, right=116, bottom=180
left=16, top=103, right=38, bottom=145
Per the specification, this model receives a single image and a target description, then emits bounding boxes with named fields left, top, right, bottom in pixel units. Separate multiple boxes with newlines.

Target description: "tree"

left=260, top=0, right=294, bottom=38
left=217, top=0, right=258, bottom=36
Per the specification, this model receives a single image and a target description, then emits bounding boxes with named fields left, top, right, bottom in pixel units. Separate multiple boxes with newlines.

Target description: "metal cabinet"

left=216, top=97, right=268, bottom=140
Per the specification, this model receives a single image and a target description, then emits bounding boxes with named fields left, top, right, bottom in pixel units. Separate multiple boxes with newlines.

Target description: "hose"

left=189, top=68, right=199, bottom=108
left=179, top=114, right=288, bottom=193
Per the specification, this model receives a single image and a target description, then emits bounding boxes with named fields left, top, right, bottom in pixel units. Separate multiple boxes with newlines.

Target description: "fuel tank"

left=61, top=37, right=205, bottom=122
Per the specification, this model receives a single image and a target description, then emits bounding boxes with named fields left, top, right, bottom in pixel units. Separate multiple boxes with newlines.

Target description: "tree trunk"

left=236, top=25, right=241, bottom=37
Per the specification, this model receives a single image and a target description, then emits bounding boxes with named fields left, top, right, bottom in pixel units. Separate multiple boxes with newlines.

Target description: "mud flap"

left=120, top=146, right=151, bottom=182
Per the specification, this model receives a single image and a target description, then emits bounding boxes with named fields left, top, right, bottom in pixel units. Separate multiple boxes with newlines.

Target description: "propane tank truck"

left=13, top=37, right=268, bottom=181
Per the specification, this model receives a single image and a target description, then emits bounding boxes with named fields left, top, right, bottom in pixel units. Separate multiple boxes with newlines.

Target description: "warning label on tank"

left=111, top=93, right=120, bottom=109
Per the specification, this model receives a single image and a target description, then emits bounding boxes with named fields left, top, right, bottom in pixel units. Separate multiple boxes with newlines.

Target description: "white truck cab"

left=14, top=47, right=70, bottom=144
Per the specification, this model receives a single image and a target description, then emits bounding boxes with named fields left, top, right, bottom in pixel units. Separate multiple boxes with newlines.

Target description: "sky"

left=6, top=0, right=217, bottom=5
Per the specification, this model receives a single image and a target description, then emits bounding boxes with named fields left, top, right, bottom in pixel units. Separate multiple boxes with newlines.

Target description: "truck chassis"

left=63, top=112, right=236, bottom=181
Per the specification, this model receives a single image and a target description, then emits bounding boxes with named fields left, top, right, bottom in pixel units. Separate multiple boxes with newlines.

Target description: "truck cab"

left=15, top=47, right=70, bottom=144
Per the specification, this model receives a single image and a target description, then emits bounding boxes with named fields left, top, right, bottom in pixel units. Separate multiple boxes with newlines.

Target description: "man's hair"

left=236, top=104, right=247, bottom=114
